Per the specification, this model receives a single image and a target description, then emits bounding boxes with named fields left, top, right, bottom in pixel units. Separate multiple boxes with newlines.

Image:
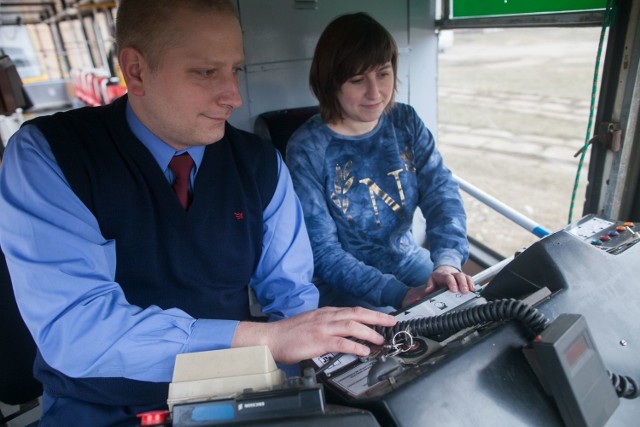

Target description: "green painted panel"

left=453, top=0, right=607, bottom=18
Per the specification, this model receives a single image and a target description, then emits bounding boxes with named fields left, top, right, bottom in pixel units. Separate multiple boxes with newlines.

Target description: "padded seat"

left=254, top=106, right=319, bottom=158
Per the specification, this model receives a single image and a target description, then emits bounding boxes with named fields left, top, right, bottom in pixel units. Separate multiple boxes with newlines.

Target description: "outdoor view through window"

left=437, top=27, right=604, bottom=258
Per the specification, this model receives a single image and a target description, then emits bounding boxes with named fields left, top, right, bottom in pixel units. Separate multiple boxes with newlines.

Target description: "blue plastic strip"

left=533, top=226, right=552, bottom=238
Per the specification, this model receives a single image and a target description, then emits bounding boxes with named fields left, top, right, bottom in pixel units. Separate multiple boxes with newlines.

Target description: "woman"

left=286, top=12, right=474, bottom=312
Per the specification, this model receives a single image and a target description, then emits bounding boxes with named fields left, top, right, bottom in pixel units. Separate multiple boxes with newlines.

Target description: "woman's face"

left=331, top=62, right=394, bottom=136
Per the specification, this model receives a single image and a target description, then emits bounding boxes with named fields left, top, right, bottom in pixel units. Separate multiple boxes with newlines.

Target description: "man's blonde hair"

left=115, top=0, right=238, bottom=70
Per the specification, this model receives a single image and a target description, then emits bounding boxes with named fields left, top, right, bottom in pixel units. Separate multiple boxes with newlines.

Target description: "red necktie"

left=169, top=153, right=194, bottom=209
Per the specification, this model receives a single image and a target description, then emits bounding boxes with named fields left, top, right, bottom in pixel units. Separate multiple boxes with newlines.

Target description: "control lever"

left=366, top=329, right=414, bottom=386
left=367, top=356, right=403, bottom=386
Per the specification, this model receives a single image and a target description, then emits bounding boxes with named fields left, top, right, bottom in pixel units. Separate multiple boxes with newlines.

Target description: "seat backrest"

left=0, top=247, right=42, bottom=405
left=254, top=106, right=319, bottom=159
left=0, top=54, right=27, bottom=116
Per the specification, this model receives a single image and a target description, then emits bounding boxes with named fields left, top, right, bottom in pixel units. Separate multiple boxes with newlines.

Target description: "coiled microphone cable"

left=373, top=298, right=549, bottom=339
left=609, top=371, right=639, bottom=399
left=371, top=298, right=638, bottom=399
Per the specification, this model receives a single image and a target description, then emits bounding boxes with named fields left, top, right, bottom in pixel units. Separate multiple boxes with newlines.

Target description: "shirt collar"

left=125, top=101, right=205, bottom=173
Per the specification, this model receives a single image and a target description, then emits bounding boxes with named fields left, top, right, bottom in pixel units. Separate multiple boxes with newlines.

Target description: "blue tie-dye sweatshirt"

left=286, top=103, right=468, bottom=308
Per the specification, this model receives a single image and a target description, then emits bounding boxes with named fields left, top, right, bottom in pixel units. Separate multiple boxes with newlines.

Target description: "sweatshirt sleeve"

left=408, top=107, right=469, bottom=270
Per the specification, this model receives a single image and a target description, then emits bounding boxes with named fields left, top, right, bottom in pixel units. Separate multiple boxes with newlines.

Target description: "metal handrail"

left=454, top=174, right=551, bottom=238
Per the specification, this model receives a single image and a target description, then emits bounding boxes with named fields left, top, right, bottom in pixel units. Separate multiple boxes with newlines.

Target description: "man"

left=0, top=1, right=395, bottom=425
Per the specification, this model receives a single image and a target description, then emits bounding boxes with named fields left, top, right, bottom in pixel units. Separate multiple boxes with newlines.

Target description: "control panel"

left=310, top=289, right=489, bottom=399
left=171, top=371, right=325, bottom=427
left=308, top=215, right=640, bottom=426
left=565, top=214, right=638, bottom=254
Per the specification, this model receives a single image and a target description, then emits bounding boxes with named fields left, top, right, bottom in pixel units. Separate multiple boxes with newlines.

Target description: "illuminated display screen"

left=191, top=402, right=236, bottom=421
left=565, top=335, right=590, bottom=368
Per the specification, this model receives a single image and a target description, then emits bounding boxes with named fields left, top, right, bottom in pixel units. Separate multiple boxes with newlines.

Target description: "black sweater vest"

left=26, top=96, right=278, bottom=405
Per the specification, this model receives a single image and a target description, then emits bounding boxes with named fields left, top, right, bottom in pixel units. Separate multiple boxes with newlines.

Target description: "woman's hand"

left=401, top=265, right=475, bottom=308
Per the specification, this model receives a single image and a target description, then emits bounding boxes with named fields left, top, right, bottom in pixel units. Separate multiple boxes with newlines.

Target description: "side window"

left=437, top=26, right=603, bottom=257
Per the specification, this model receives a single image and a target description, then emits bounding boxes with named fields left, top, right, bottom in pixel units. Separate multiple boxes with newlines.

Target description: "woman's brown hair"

left=309, top=12, right=398, bottom=124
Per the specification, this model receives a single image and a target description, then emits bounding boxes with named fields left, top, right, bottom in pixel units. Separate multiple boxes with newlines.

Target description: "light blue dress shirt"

left=0, top=103, right=318, bottom=383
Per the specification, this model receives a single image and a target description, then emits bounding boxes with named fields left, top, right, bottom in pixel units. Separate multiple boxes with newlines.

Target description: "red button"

left=136, top=410, right=169, bottom=426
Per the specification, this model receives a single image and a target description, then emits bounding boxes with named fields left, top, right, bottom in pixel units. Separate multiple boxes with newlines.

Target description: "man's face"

left=132, top=9, right=244, bottom=150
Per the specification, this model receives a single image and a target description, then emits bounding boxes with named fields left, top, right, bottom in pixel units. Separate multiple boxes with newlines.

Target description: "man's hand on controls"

left=233, top=306, right=397, bottom=364
left=401, top=265, right=475, bottom=308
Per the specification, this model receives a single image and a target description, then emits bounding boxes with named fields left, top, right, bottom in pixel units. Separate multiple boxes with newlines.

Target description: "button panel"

left=566, top=214, right=639, bottom=255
